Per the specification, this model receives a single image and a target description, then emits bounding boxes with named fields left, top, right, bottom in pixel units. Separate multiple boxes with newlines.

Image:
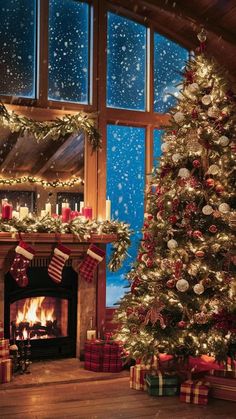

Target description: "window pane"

left=106, top=125, right=145, bottom=307
left=48, top=0, right=90, bottom=103
left=154, top=33, right=188, bottom=113
left=107, top=12, right=146, bottom=111
left=0, top=0, right=36, bottom=97
left=153, top=129, right=164, bottom=167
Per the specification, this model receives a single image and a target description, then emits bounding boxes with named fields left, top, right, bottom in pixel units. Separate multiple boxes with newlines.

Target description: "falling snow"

left=48, top=0, right=89, bottom=103
left=107, top=12, right=146, bottom=111
left=0, top=0, right=36, bottom=97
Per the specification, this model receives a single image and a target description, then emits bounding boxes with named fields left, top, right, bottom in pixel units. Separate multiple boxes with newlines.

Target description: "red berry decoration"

left=177, top=320, right=187, bottom=328
left=166, top=279, right=176, bottom=288
left=126, top=307, right=133, bottom=316
left=205, top=178, right=215, bottom=188
left=192, top=230, right=203, bottom=239
left=193, top=159, right=201, bottom=168
left=195, top=250, right=205, bottom=258
left=215, top=183, right=224, bottom=194
left=169, top=215, right=178, bottom=224
left=209, top=225, right=217, bottom=233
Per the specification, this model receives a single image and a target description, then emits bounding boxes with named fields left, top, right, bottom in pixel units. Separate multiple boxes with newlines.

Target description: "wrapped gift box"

left=180, top=380, right=210, bottom=405
left=205, top=375, right=236, bottom=402
left=84, top=340, right=104, bottom=372
left=209, top=369, right=236, bottom=379
left=0, top=339, right=9, bottom=359
left=84, top=340, right=124, bottom=372
left=130, top=364, right=151, bottom=391
left=0, top=358, right=12, bottom=384
left=146, top=371, right=179, bottom=396
left=0, top=321, right=3, bottom=339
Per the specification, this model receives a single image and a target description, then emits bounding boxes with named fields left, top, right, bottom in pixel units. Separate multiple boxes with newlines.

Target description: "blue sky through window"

left=153, top=129, right=164, bottom=167
left=106, top=125, right=145, bottom=307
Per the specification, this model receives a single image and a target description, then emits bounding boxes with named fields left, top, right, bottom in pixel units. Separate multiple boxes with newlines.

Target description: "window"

left=107, top=12, right=147, bottom=111
left=48, top=0, right=90, bottom=103
left=0, top=191, right=36, bottom=213
left=0, top=0, right=36, bottom=97
left=154, top=33, right=188, bottom=113
left=106, top=124, right=145, bottom=307
left=153, top=129, right=164, bottom=167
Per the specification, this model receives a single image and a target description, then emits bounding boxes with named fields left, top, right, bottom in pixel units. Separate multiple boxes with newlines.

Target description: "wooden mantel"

left=0, top=233, right=116, bottom=357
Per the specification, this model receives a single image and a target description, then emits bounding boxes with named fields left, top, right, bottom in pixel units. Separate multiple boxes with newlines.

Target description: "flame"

left=16, top=297, right=55, bottom=326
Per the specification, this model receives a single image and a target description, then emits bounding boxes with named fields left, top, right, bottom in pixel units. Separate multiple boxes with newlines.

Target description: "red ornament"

left=192, top=230, right=203, bottom=239
left=209, top=225, right=217, bottom=233
left=177, top=320, right=186, bottom=328
left=191, top=108, right=198, bottom=118
left=215, top=183, right=224, bottom=194
left=169, top=215, right=178, bottom=224
left=172, top=198, right=180, bottom=211
left=195, top=250, right=205, bottom=258
left=126, top=307, right=133, bottom=316
left=193, top=159, right=201, bottom=168
left=166, top=279, right=176, bottom=288
left=205, top=178, right=215, bottom=188
left=131, top=277, right=141, bottom=294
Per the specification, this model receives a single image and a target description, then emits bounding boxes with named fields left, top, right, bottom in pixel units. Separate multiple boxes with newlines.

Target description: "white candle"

left=19, top=206, right=29, bottom=220
left=106, top=199, right=111, bottom=221
left=45, top=202, right=51, bottom=216
left=79, top=201, right=84, bottom=212
left=86, top=330, right=96, bottom=341
left=56, top=204, right=59, bottom=215
left=12, top=210, right=19, bottom=219
left=62, top=202, right=69, bottom=208
left=41, top=210, right=46, bottom=218
left=75, top=203, right=78, bottom=211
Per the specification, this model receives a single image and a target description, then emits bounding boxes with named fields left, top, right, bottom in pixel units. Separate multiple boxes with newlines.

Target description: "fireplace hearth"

left=4, top=265, right=78, bottom=359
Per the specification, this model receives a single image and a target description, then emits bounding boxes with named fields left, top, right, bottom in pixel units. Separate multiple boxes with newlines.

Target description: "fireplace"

left=4, top=264, right=78, bottom=359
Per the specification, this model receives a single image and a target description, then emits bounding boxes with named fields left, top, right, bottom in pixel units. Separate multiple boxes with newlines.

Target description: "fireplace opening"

left=5, top=264, right=78, bottom=359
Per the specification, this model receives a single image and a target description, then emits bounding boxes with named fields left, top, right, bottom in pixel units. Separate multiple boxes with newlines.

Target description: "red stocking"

left=9, top=241, right=35, bottom=287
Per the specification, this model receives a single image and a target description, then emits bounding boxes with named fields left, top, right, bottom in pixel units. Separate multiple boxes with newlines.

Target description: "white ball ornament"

left=188, top=83, right=199, bottom=93
left=208, top=164, right=220, bottom=175
left=218, top=203, right=230, bottom=213
left=172, top=153, right=181, bottom=163
left=178, top=168, right=190, bottom=178
left=193, top=283, right=205, bottom=295
left=167, top=239, right=178, bottom=250
left=208, top=106, right=220, bottom=118
left=161, top=143, right=169, bottom=153
left=201, top=95, right=212, bottom=106
left=219, top=135, right=230, bottom=147
left=202, top=205, right=213, bottom=215
left=176, top=279, right=189, bottom=292
left=174, top=111, right=185, bottom=124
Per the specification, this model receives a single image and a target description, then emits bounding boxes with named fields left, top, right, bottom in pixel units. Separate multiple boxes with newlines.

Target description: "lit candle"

left=83, top=206, right=92, bottom=219
left=86, top=330, right=96, bottom=340
left=19, top=205, right=29, bottom=220
left=2, top=202, right=13, bottom=220
left=106, top=198, right=111, bottom=221
left=62, top=207, right=71, bottom=222
left=62, top=202, right=69, bottom=209
left=79, top=201, right=84, bottom=213
left=56, top=204, right=59, bottom=215
left=45, top=202, right=51, bottom=216
left=75, top=203, right=78, bottom=211
left=41, top=210, right=46, bottom=218
left=12, top=210, right=20, bottom=219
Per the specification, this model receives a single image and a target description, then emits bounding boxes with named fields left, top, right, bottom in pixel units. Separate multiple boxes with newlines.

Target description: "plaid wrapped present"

left=209, top=367, right=236, bottom=379
left=180, top=380, right=210, bottom=405
left=0, top=339, right=9, bottom=359
left=146, top=371, right=179, bottom=396
left=103, top=342, right=123, bottom=372
left=205, top=375, right=236, bottom=402
left=130, top=364, right=151, bottom=391
left=84, top=340, right=104, bottom=372
left=0, top=358, right=12, bottom=383
left=0, top=321, right=3, bottom=339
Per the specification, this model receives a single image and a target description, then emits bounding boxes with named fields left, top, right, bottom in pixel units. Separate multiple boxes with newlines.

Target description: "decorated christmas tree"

left=116, top=33, right=236, bottom=364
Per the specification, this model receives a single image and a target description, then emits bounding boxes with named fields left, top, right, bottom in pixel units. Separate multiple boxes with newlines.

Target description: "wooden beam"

left=35, top=132, right=83, bottom=176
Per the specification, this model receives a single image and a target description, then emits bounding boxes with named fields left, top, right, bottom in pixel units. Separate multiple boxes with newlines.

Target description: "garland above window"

left=0, top=175, right=83, bottom=189
left=0, top=103, right=101, bottom=151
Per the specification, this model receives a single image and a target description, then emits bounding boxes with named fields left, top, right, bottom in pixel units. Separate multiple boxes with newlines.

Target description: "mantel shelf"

left=0, top=232, right=117, bottom=244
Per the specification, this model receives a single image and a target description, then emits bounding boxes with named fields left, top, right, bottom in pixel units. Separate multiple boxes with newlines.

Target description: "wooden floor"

left=0, top=376, right=236, bottom=419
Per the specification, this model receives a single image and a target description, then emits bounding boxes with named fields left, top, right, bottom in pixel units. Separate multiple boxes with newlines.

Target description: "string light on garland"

left=0, top=102, right=101, bottom=151
left=0, top=176, right=84, bottom=189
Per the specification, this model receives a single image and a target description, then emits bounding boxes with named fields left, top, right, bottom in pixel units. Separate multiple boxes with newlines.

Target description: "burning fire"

left=16, top=297, right=55, bottom=326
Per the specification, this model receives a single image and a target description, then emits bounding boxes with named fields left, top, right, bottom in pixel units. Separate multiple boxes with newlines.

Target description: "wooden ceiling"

left=0, top=127, right=84, bottom=182
left=111, top=0, right=236, bottom=82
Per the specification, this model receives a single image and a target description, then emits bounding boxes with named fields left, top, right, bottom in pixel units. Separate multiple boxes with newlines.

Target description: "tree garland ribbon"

left=0, top=103, right=101, bottom=151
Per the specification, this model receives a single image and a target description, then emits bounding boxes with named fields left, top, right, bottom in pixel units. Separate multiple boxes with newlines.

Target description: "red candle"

left=83, top=207, right=92, bottom=219
left=62, top=207, right=71, bottom=222
left=2, top=202, right=13, bottom=220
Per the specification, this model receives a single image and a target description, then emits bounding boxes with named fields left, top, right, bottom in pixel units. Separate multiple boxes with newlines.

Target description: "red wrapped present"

left=180, top=380, right=210, bottom=405
left=84, top=340, right=104, bottom=372
left=0, top=339, right=9, bottom=359
left=205, top=375, right=236, bottom=402
left=103, top=342, right=123, bottom=372
left=0, top=358, right=12, bottom=383
left=0, top=321, right=3, bottom=339
left=130, top=364, right=151, bottom=391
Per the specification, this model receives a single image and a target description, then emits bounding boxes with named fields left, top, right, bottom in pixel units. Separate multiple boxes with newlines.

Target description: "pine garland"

left=0, top=103, right=101, bottom=151
left=0, top=216, right=131, bottom=271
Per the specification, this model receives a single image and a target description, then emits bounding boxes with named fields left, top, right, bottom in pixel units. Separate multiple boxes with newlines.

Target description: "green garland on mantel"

left=0, top=103, right=101, bottom=151
left=0, top=216, right=132, bottom=272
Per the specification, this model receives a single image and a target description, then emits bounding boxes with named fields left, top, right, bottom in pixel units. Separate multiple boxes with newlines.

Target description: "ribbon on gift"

left=183, top=380, right=210, bottom=404
left=157, top=371, right=164, bottom=396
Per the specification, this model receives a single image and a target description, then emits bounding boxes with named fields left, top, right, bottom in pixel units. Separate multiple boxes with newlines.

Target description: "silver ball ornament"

left=176, top=279, right=189, bottom=292
left=193, top=283, right=205, bottom=295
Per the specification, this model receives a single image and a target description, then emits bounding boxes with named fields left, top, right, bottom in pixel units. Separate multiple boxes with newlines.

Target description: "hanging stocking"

left=48, top=244, right=71, bottom=284
left=77, top=244, right=105, bottom=282
left=9, top=241, right=35, bottom=287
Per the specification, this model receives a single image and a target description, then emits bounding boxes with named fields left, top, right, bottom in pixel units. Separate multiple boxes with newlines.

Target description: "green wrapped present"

left=146, top=371, right=179, bottom=396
